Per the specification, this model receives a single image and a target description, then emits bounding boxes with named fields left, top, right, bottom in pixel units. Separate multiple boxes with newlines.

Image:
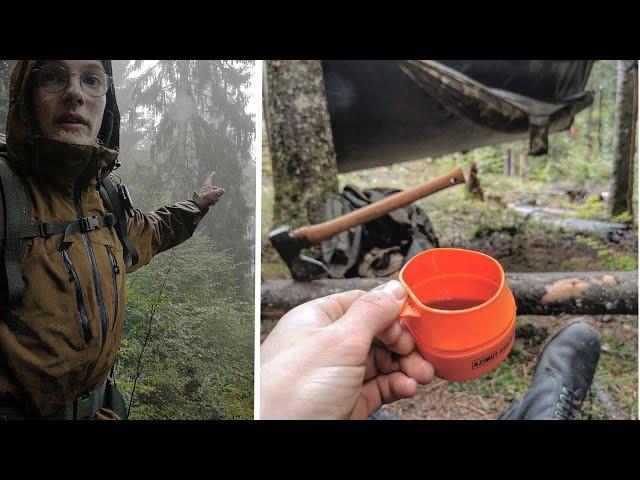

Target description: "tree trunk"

left=503, top=149, right=511, bottom=176
left=597, top=89, right=604, bottom=151
left=261, top=271, right=638, bottom=315
left=630, top=64, right=638, bottom=210
left=0, top=60, right=16, bottom=132
left=511, top=149, right=519, bottom=176
left=519, top=153, right=527, bottom=178
left=265, top=60, right=339, bottom=228
left=585, top=101, right=594, bottom=153
left=610, top=60, right=637, bottom=217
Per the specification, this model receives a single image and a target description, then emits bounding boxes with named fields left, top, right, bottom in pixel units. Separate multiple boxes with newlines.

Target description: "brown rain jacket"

left=0, top=60, right=209, bottom=416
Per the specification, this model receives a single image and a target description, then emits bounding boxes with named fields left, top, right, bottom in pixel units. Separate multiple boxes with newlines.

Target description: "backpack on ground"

left=321, top=184, right=439, bottom=278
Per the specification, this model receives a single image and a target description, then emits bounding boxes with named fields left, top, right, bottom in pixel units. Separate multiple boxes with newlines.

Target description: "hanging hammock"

left=322, top=60, right=594, bottom=172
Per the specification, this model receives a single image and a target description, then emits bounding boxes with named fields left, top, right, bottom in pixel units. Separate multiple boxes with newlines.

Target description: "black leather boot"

left=500, top=319, right=601, bottom=420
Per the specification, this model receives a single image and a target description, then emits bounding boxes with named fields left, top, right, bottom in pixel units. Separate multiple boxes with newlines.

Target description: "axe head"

left=269, top=226, right=332, bottom=281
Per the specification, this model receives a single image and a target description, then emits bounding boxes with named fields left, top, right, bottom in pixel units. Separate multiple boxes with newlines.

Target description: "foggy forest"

left=0, top=59, right=256, bottom=419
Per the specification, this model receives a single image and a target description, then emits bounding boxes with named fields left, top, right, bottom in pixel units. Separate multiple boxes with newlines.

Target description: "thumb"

left=334, top=280, right=407, bottom=344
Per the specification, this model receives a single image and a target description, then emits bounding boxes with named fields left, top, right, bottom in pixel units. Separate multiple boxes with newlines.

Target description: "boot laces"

left=554, top=386, right=582, bottom=420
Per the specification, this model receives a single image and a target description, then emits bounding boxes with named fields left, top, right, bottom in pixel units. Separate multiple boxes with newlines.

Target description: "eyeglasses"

left=32, top=64, right=112, bottom=97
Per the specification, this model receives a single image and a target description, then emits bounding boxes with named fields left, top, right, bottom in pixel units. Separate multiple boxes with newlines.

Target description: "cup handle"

left=398, top=300, right=421, bottom=331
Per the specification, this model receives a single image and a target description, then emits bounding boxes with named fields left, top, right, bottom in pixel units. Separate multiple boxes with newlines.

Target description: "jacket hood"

left=4, top=60, right=121, bottom=190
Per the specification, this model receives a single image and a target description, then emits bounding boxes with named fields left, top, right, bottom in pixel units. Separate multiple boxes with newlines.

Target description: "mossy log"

left=261, top=271, right=638, bottom=315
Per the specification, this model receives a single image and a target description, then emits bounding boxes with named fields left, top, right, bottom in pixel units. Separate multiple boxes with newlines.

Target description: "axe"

left=269, top=166, right=466, bottom=281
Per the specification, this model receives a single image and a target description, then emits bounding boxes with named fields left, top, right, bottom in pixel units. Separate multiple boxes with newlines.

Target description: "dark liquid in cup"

left=422, top=297, right=485, bottom=310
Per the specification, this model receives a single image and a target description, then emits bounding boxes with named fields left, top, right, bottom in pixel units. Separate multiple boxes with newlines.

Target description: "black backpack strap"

left=99, top=177, right=138, bottom=268
left=18, top=214, right=116, bottom=251
left=0, top=155, right=33, bottom=304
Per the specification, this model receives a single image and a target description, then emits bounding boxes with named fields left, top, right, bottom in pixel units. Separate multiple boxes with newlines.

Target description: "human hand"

left=260, top=280, right=435, bottom=419
left=194, top=171, right=225, bottom=209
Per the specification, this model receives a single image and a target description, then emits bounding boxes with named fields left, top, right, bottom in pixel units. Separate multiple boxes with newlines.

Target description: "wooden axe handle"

left=292, top=166, right=465, bottom=245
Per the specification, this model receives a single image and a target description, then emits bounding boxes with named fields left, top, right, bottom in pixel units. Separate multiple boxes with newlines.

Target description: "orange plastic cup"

left=398, top=248, right=516, bottom=381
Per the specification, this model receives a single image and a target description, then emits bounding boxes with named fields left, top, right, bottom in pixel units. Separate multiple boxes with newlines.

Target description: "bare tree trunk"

left=597, top=90, right=604, bottom=151
left=262, top=271, right=638, bottom=315
left=519, top=152, right=527, bottom=178
left=265, top=60, right=339, bottom=228
left=503, top=149, right=512, bottom=176
left=610, top=60, right=637, bottom=216
left=511, top=148, right=519, bottom=176
left=585, top=101, right=594, bottom=153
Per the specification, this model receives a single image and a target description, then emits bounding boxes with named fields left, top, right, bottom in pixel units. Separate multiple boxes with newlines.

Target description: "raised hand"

left=194, top=171, right=225, bottom=209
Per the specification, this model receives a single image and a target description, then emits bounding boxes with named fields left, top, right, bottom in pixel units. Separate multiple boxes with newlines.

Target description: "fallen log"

left=261, top=271, right=638, bottom=315
left=509, top=204, right=629, bottom=234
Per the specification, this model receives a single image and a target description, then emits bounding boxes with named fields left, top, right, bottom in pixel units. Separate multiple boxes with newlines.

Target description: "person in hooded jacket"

left=0, top=60, right=225, bottom=420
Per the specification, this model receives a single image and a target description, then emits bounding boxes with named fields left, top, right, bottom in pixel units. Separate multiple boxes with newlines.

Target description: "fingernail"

left=382, top=280, right=406, bottom=300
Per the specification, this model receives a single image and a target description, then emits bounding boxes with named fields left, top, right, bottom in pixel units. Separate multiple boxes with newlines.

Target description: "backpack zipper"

left=61, top=249, right=92, bottom=342
left=105, top=245, right=120, bottom=330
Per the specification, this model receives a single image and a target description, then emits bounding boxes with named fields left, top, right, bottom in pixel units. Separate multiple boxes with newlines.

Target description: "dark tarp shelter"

left=322, top=60, right=594, bottom=172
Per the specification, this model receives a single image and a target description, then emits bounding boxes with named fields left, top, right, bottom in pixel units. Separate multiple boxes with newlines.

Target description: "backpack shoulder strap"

left=0, top=152, right=33, bottom=304
left=99, top=176, right=139, bottom=268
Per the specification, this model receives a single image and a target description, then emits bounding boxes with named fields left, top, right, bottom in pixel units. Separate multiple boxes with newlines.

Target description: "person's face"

left=32, top=60, right=108, bottom=145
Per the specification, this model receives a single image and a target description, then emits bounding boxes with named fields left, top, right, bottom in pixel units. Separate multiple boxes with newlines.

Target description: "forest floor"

left=261, top=151, right=638, bottom=420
